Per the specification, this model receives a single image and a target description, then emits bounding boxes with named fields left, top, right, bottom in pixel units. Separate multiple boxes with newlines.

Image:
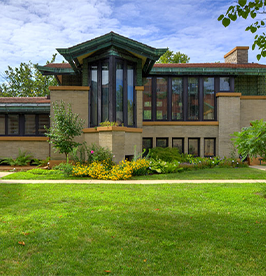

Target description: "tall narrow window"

left=8, top=115, right=19, bottom=135
left=172, top=138, right=184, bottom=153
left=116, top=63, right=123, bottom=124
left=0, top=115, right=5, bottom=135
left=91, top=65, right=98, bottom=126
left=188, top=78, right=198, bottom=120
left=143, top=78, right=152, bottom=120
left=39, top=115, right=49, bottom=135
left=188, top=138, right=200, bottom=156
left=156, top=77, right=167, bottom=120
left=220, top=77, right=230, bottom=91
left=102, top=62, right=109, bottom=122
left=127, top=65, right=134, bottom=126
left=25, top=115, right=36, bottom=135
left=203, top=78, right=215, bottom=120
left=172, top=77, right=183, bottom=120
left=204, top=138, right=215, bottom=157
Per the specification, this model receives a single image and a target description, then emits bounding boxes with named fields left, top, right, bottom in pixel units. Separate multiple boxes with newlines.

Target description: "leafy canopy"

left=218, top=0, right=266, bottom=60
left=0, top=54, right=58, bottom=97
left=45, top=101, right=85, bottom=160
left=157, top=49, right=190, bottom=63
left=231, top=119, right=266, bottom=160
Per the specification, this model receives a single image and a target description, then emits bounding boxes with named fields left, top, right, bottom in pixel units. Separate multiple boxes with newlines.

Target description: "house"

left=1, top=32, right=266, bottom=164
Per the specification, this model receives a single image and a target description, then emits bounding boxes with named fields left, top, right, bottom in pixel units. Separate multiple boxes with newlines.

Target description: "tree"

left=45, top=101, right=85, bottom=161
left=231, top=119, right=266, bottom=161
left=0, top=54, right=58, bottom=97
left=218, top=0, right=266, bottom=60
left=157, top=49, right=190, bottom=63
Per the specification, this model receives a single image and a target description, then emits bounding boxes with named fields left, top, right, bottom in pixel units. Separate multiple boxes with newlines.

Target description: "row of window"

left=143, top=76, right=232, bottom=121
left=143, top=137, right=216, bottom=157
left=0, top=114, right=49, bottom=136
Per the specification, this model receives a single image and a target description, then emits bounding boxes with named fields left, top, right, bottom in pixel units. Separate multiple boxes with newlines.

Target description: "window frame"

left=204, top=138, right=216, bottom=157
left=172, top=138, right=184, bottom=153
left=188, top=138, right=200, bottom=157
left=156, top=137, right=169, bottom=148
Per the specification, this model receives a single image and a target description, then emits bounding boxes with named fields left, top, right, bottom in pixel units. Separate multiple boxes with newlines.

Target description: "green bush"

left=86, top=143, right=113, bottom=165
left=149, top=147, right=186, bottom=162
left=1, top=150, right=32, bottom=166
left=53, top=162, right=74, bottom=176
left=148, top=158, right=183, bottom=174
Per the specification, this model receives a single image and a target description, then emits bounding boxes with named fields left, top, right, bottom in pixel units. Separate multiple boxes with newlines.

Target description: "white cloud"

left=0, top=0, right=265, bottom=82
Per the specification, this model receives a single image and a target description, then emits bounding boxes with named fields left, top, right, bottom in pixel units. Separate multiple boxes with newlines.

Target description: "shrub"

left=149, top=147, right=186, bottom=162
left=86, top=143, right=113, bottom=165
left=108, top=160, right=133, bottom=180
left=130, top=159, right=150, bottom=176
left=148, top=158, right=182, bottom=174
left=29, top=168, right=62, bottom=176
left=53, top=162, right=74, bottom=176
left=1, top=150, right=32, bottom=166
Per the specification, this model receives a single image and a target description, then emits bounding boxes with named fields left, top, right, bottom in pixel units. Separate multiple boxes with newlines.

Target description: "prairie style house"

left=1, top=32, right=266, bottom=163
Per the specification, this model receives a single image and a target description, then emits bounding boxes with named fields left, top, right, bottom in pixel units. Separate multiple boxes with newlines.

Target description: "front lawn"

left=1, top=183, right=265, bottom=275
left=2, top=167, right=266, bottom=180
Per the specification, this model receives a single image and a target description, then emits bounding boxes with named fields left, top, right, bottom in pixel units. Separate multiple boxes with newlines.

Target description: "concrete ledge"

left=0, top=137, right=48, bottom=141
left=241, top=96, right=266, bottom=100
left=135, top=86, right=144, bottom=91
left=49, top=86, right=90, bottom=91
left=216, top=92, right=241, bottom=97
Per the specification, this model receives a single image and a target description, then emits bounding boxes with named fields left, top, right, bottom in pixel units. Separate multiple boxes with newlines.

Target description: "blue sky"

left=0, top=0, right=265, bottom=79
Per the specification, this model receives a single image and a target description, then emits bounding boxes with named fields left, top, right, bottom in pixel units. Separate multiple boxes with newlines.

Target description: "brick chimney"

left=224, top=46, right=249, bottom=63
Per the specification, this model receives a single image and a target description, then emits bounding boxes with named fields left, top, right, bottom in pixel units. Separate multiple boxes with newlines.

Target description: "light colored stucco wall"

left=0, top=140, right=49, bottom=160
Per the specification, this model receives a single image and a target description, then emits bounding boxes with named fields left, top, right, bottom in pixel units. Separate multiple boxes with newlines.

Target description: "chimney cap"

left=224, top=46, right=249, bottom=59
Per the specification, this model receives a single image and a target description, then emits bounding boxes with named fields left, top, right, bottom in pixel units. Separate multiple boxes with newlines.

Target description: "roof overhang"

left=56, top=32, right=167, bottom=75
left=0, top=103, right=50, bottom=113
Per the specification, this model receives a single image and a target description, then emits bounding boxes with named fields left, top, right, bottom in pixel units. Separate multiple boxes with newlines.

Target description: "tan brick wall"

left=224, top=47, right=249, bottom=63
left=0, top=141, right=49, bottom=160
left=142, top=125, right=218, bottom=157
left=240, top=98, right=266, bottom=128
left=217, top=95, right=241, bottom=157
left=136, top=88, right=143, bottom=128
left=125, top=132, right=142, bottom=156
left=50, top=88, right=89, bottom=160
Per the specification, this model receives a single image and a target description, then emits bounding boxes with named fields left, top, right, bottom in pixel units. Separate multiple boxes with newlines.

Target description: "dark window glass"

left=143, top=138, right=153, bottom=152
left=38, top=115, right=49, bottom=135
left=143, top=78, right=152, bottom=120
left=220, top=77, right=230, bottom=91
left=25, top=115, right=36, bottom=135
left=102, top=62, right=109, bottom=123
left=188, top=78, right=198, bottom=120
left=204, top=78, right=215, bottom=120
left=156, top=138, right=168, bottom=148
left=188, top=138, right=200, bottom=156
left=156, top=77, right=167, bottom=120
left=0, top=115, right=5, bottom=135
left=91, top=65, right=98, bottom=126
left=8, top=115, right=19, bottom=135
left=172, top=77, right=183, bottom=120
left=127, top=65, right=134, bottom=126
left=116, top=63, right=123, bottom=124
left=172, top=138, right=184, bottom=153
left=204, top=138, right=215, bottom=157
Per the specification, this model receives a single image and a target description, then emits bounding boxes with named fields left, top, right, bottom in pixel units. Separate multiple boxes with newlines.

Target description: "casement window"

left=143, top=76, right=227, bottom=122
left=89, top=58, right=136, bottom=127
left=172, top=138, right=184, bottom=153
left=188, top=138, right=200, bottom=157
left=142, top=138, right=153, bottom=152
left=156, top=138, right=168, bottom=148
left=204, top=138, right=216, bottom=157
left=0, top=114, right=49, bottom=136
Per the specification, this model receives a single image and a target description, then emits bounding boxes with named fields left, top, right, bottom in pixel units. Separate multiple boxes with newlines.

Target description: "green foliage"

left=70, top=143, right=87, bottom=164
left=29, top=168, right=62, bottom=176
left=218, top=0, right=266, bottom=60
left=130, top=158, right=150, bottom=176
left=86, top=143, right=113, bottom=165
left=53, top=162, right=74, bottom=176
left=157, top=49, right=190, bottom=64
left=1, top=149, right=32, bottom=166
left=99, top=120, right=119, bottom=127
left=231, top=119, right=266, bottom=161
left=148, top=158, right=182, bottom=174
left=0, top=54, right=58, bottom=97
left=45, top=101, right=85, bottom=160
left=31, top=157, right=50, bottom=167
left=149, top=147, right=186, bottom=162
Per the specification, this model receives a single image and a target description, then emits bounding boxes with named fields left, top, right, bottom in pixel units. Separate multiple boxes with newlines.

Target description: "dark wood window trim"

left=0, top=114, right=49, bottom=137
left=204, top=137, right=216, bottom=157
left=188, top=138, right=200, bottom=157
left=172, top=137, right=184, bottom=153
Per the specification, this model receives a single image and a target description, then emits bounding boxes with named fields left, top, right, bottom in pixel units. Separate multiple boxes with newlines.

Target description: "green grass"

left=3, top=167, right=265, bottom=181
left=1, top=183, right=266, bottom=275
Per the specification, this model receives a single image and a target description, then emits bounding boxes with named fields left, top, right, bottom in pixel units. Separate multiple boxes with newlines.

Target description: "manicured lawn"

left=2, top=167, right=266, bottom=180
left=1, top=183, right=266, bottom=275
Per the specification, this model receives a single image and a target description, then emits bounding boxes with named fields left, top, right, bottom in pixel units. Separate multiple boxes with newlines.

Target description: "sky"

left=0, top=0, right=265, bottom=80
